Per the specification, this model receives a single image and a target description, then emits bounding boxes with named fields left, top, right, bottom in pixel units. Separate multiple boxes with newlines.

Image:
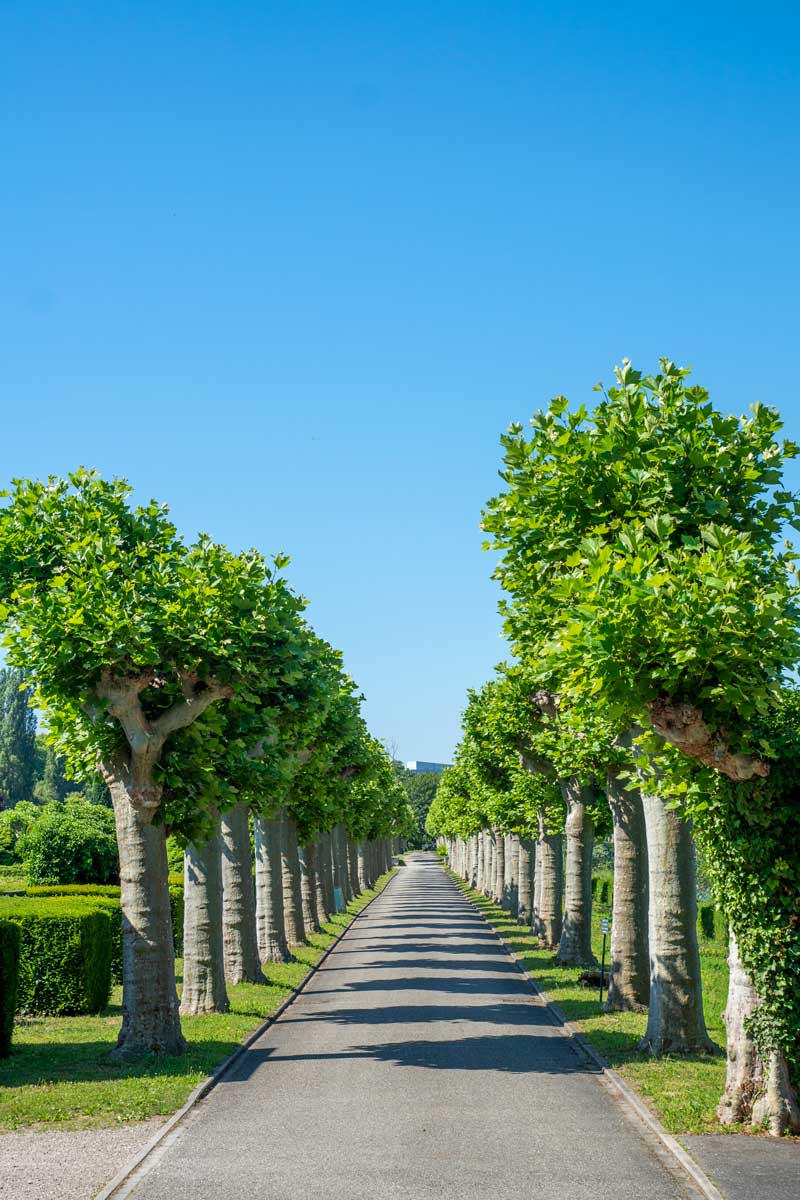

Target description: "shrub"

left=18, top=798, right=118, bottom=885
left=0, top=896, right=112, bottom=1014
left=0, top=920, right=20, bottom=1056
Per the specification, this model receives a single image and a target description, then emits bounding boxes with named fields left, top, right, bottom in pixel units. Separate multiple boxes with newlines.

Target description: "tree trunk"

left=345, top=837, right=359, bottom=896
left=507, top=834, right=520, bottom=916
left=319, top=830, right=335, bottom=916
left=476, top=831, right=486, bottom=893
left=313, top=839, right=329, bottom=926
left=181, top=813, right=229, bottom=1016
left=106, top=770, right=185, bottom=1059
left=254, top=813, right=289, bottom=963
left=536, top=810, right=563, bottom=949
left=718, top=932, right=800, bottom=1135
left=557, top=778, right=597, bottom=966
left=639, top=790, right=717, bottom=1054
left=517, top=837, right=533, bottom=928
left=485, top=831, right=495, bottom=897
left=281, top=812, right=306, bottom=945
left=605, top=771, right=649, bottom=1011
left=332, top=824, right=350, bottom=907
left=220, top=802, right=265, bottom=985
left=357, top=842, right=368, bottom=891
left=298, top=840, right=320, bottom=935
left=493, top=829, right=505, bottom=905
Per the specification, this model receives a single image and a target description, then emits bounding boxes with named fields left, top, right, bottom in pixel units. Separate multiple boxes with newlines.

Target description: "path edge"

left=450, top=871, right=727, bottom=1200
left=94, top=867, right=402, bottom=1200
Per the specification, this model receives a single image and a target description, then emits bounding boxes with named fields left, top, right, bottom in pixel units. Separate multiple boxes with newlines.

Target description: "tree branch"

left=150, top=679, right=233, bottom=739
left=647, top=698, right=770, bottom=782
left=96, top=670, right=156, bottom=755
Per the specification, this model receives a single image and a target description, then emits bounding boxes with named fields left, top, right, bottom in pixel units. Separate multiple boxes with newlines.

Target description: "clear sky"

left=2, top=2, right=800, bottom=761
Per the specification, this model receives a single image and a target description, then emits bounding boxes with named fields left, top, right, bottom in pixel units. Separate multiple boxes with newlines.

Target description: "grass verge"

left=0, top=869, right=396, bottom=1131
left=452, top=874, right=730, bottom=1136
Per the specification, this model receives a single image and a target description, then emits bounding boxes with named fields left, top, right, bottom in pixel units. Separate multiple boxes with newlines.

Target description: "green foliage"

left=0, top=669, right=36, bottom=809
left=392, top=763, right=439, bottom=849
left=481, top=358, right=800, bottom=1090
left=0, top=801, right=40, bottom=866
left=482, top=359, right=800, bottom=734
left=0, top=921, right=19, bottom=1057
left=0, top=896, right=112, bottom=1014
left=17, top=798, right=118, bottom=885
left=0, top=470, right=306, bottom=840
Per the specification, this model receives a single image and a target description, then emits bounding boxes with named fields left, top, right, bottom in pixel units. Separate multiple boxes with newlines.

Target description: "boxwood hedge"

left=0, top=896, right=112, bottom=1015
left=0, top=920, right=20, bottom=1056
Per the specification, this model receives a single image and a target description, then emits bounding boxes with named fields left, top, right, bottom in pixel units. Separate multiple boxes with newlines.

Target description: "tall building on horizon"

left=405, top=760, right=450, bottom=775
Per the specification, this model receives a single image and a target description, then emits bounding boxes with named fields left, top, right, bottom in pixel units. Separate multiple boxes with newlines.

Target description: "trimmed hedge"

left=0, top=920, right=20, bottom=1056
left=26, top=886, right=122, bottom=982
left=0, top=896, right=112, bottom=1015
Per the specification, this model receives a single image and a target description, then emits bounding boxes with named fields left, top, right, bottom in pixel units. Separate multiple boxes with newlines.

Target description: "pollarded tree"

left=0, top=471, right=302, bottom=1058
left=483, top=361, right=800, bottom=1130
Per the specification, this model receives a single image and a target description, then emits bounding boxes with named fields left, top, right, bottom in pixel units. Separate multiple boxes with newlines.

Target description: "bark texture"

left=220, top=802, right=265, bottom=985
left=181, top=814, right=229, bottom=1016
left=299, top=840, right=320, bottom=934
left=281, top=812, right=307, bottom=945
left=639, top=790, right=717, bottom=1055
left=604, top=772, right=649, bottom=1011
left=647, top=698, right=768, bottom=781
left=557, top=778, right=597, bottom=966
left=536, top=812, right=563, bottom=949
left=517, top=838, right=533, bottom=928
left=107, top=771, right=185, bottom=1058
left=254, top=813, right=289, bottom=963
left=493, top=829, right=505, bottom=905
left=718, top=933, right=800, bottom=1135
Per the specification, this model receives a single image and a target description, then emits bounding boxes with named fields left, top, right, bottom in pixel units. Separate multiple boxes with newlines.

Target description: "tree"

left=393, top=763, right=439, bottom=849
left=0, top=668, right=37, bottom=807
left=483, top=360, right=800, bottom=1130
left=18, top=795, right=118, bottom=884
left=0, top=470, right=303, bottom=1058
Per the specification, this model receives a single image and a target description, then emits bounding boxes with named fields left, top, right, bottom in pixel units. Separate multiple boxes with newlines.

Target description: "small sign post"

left=599, top=917, right=610, bottom=1004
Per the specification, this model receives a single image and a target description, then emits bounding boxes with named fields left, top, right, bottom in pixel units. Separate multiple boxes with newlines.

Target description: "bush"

left=0, top=920, right=20, bottom=1056
left=0, top=896, right=112, bottom=1014
left=18, top=799, right=118, bottom=885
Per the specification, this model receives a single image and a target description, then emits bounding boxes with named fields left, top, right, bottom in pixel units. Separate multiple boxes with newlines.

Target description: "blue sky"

left=2, top=2, right=800, bottom=760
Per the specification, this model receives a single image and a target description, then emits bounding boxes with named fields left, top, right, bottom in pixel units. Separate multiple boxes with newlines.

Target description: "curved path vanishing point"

left=120, top=854, right=703, bottom=1200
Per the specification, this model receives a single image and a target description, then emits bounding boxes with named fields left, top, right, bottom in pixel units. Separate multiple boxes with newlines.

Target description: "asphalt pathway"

left=124, top=854, right=701, bottom=1200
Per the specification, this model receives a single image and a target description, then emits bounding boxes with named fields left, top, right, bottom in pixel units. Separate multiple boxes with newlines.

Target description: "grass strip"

left=0, top=869, right=396, bottom=1131
left=452, top=873, right=731, bottom=1135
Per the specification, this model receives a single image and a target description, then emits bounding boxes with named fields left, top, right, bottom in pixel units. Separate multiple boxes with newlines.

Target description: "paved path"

left=123, top=854, right=701, bottom=1200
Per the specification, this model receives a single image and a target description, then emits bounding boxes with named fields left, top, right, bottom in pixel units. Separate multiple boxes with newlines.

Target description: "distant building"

left=405, top=760, right=451, bottom=775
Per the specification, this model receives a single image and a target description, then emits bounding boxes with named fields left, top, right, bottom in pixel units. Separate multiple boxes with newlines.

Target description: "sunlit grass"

left=0, top=870, right=395, bottom=1130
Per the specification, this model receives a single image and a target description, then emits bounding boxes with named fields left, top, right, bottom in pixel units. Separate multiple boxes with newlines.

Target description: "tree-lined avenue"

left=124, top=855, right=698, bottom=1200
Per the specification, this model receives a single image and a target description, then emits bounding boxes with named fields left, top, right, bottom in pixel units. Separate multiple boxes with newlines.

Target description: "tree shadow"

left=222, top=1032, right=596, bottom=1081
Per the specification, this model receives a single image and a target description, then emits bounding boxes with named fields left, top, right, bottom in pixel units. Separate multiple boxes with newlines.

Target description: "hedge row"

left=0, top=896, right=113, bottom=1015
left=0, top=920, right=20, bottom=1056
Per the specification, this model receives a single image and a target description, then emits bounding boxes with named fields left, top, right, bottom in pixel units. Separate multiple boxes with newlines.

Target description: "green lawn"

left=454, top=877, right=730, bottom=1135
left=0, top=870, right=395, bottom=1131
